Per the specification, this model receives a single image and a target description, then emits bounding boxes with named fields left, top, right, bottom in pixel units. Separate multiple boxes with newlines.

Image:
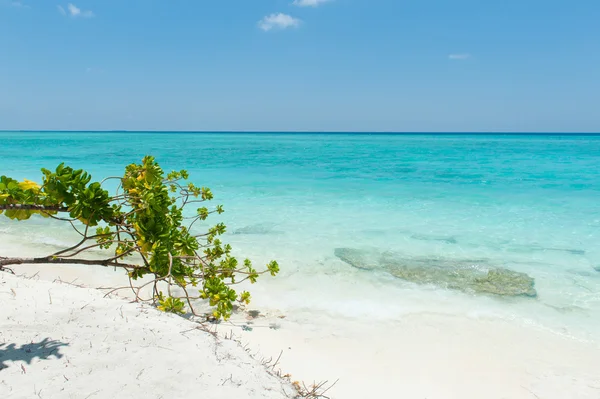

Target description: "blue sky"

left=1, top=0, right=599, bottom=132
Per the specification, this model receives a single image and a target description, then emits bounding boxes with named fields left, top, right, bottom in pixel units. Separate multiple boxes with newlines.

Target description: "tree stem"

left=0, top=204, right=69, bottom=212
left=0, top=256, right=144, bottom=270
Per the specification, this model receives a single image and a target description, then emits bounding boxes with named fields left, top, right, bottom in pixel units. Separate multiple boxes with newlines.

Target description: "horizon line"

left=1, top=130, right=600, bottom=135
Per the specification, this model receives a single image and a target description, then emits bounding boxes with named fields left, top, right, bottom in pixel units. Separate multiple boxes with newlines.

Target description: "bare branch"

left=51, top=232, right=113, bottom=257
left=0, top=256, right=144, bottom=270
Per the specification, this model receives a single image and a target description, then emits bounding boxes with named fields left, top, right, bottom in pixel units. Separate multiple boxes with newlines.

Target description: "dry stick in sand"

left=223, top=329, right=339, bottom=399
left=297, top=380, right=339, bottom=399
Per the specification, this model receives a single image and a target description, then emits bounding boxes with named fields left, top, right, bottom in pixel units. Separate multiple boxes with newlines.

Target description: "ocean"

left=1, top=132, right=599, bottom=342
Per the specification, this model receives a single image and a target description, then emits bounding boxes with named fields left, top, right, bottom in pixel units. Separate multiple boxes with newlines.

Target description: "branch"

left=54, top=240, right=123, bottom=259
left=51, top=231, right=103, bottom=257
left=0, top=256, right=144, bottom=270
left=0, top=204, right=69, bottom=212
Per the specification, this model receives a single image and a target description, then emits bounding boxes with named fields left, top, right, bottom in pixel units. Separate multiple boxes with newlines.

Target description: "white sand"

left=2, top=244, right=600, bottom=398
left=225, top=311, right=600, bottom=399
left=0, top=272, right=296, bottom=399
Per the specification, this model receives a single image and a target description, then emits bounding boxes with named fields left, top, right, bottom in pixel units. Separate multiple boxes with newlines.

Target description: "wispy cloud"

left=292, top=0, right=331, bottom=7
left=448, top=53, right=471, bottom=60
left=6, top=1, right=31, bottom=8
left=258, top=13, right=301, bottom=31
left=58, top=3, right=94, bottom=18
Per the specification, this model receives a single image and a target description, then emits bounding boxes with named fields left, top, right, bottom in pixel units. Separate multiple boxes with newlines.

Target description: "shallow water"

left=1, top=132, right=599, bottom=341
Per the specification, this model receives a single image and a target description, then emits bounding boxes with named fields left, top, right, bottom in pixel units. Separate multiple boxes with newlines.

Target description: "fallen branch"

left=0, top=256, right=144, bottom=270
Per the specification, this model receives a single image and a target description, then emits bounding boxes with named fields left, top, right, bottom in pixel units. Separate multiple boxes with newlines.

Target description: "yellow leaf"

left=137, top=240, right=152, bottom=254
left=18, top=179, right=40, bottom=191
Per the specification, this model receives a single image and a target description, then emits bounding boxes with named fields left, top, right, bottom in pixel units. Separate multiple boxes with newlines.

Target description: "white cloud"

left=448, top=53, right=471, bottom=60
left=8, top=1, right=31, bottom=8
left=292, top=0, right=331, bottom=7
left=258, top=13, right=301, bottom=31
left=67, top=3, right=81, bottom=15
left=58, top=3, right=94, bottom=18
left=68, top=3, right=94, bottom=17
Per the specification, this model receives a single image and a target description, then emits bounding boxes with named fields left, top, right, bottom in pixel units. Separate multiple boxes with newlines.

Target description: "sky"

left=1, top=0, right=599, bottom=132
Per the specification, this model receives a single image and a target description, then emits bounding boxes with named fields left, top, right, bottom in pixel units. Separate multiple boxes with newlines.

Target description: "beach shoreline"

left=2, top=258, right=599, bottom=399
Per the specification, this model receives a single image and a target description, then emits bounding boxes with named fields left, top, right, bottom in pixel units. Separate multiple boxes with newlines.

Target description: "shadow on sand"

left=0, top=338, right=68, bottom=370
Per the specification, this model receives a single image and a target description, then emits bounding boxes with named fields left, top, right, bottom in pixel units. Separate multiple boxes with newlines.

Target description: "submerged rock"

left=542, top=247, right=586, bottom=255
left=471, top=268, right=537, bottom=297
left=411, top=234, right=458, bottom=245
left=233, top=223, right=282, bottom=235
left=510, top=245, right=586, bottom=256
left=544, top=303, right=588, bottom=314
left=334, top=248, right=537, bottom=298
left=568, top=269, right=596, bottom=277
left=334, top=248, right=380, bottom=271
left=593, top=265, right=600, bottom=273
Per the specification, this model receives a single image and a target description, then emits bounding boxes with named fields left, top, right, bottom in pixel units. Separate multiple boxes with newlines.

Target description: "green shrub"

left=0, top=156, right=279, bottom=320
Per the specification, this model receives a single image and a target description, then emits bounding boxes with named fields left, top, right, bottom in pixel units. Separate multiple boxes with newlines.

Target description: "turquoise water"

left=1, top=132, right=600, bottom=340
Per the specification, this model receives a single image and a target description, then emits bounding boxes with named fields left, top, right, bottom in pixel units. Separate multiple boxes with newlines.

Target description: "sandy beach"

left=2, top=258, right=599, bottom=399
left=226, top=310, right=600, bottom=398
left=0, top=272, right=296, bottom=399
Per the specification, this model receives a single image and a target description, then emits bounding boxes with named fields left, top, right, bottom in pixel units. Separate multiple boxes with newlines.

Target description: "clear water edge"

left=0, top=132, right=599, bottom=343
